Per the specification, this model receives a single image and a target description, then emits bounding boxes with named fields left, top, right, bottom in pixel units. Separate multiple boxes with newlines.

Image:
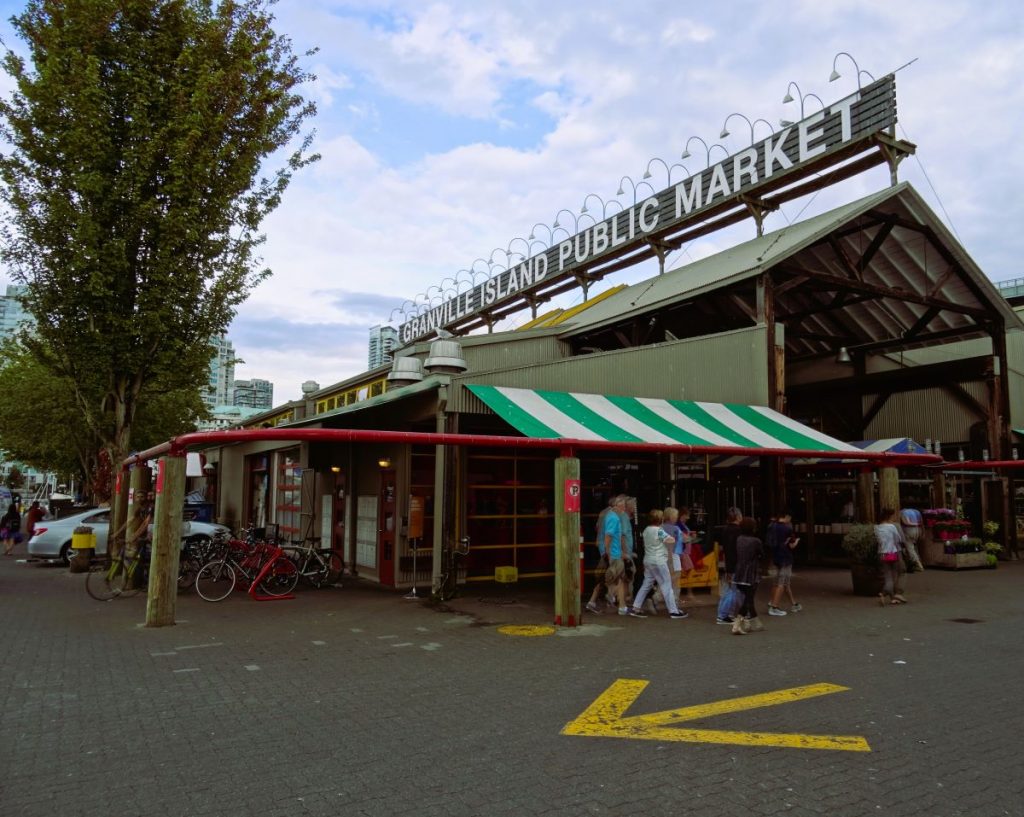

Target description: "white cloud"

left=662, top=18, right=716, bottom=46
left=4, top=1, right=1021, bottom=403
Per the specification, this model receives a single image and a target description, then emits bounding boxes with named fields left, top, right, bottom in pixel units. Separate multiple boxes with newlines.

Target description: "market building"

left=136, top=72, right=1022, bottom=619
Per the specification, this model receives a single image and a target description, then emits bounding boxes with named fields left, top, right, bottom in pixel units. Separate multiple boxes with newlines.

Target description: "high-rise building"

left=0, top=284, right=30, bottom=340
left=202, top=335, right=235, bottom=410
left=233, top=378, right=274, bottom=409
left=368, top=324, right=398, bottom=369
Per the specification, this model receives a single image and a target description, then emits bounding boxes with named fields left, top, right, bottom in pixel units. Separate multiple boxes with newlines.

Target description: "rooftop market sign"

left=399, top=76, right=897, bottom=345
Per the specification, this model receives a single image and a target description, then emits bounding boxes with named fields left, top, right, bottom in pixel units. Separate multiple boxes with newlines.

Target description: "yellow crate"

left=494, top=566, right=518, bottom=583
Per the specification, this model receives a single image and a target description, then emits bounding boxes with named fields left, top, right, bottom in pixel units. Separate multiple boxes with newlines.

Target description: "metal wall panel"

left=864, top=381, right=988, bottom=442
left=462, top=334, right=570, bottom=372
left=449, top=325, right=770, bottom=414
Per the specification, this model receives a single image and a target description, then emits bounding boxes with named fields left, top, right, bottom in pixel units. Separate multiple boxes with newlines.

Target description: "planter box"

left=930, top=550, right=989, bottom=570
left=850, top=563, right=884, bottom=596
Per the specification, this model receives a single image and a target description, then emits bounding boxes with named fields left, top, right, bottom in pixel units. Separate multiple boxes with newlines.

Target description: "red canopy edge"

left=120, top=428, right=943, bottom=470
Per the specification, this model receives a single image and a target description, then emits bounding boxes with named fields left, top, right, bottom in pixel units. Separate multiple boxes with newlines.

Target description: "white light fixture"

left=836, top=346, right=853, bottom=364
left=829, top=69, right=841, bottom=82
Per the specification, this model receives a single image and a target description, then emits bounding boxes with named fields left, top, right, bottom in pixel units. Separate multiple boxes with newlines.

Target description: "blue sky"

left=1, top=1, right=1023, bottom=403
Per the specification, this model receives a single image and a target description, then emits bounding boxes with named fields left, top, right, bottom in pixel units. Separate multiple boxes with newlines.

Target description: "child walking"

left=629, top=509, right=688, bottom=619
left=767, top=510, right=802, bottom=616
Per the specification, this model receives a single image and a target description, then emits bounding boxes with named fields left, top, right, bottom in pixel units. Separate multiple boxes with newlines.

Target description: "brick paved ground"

left=0, top=554, right=1021, bottom=816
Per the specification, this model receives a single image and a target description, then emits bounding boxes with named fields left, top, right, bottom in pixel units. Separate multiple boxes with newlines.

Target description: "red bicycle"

left=195, top=538, right=298, bottom=602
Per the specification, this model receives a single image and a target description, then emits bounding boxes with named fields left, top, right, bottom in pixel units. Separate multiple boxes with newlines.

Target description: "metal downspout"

left=432, top=384, right=448, bottom=596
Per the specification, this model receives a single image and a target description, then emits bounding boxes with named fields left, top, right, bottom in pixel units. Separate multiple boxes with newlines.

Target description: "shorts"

left=774, top=564, right=793, bottom=587
left=605, top=557, right=634, bottom=586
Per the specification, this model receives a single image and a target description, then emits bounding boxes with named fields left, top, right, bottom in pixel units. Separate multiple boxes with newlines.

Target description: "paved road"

left=0, top=555, right=1021, bottom=817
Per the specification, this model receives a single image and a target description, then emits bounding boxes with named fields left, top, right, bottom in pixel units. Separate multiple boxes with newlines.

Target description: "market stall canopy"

left=708, top=436, right=928, bottom=469
left=467, top=385, right=860, bottom=454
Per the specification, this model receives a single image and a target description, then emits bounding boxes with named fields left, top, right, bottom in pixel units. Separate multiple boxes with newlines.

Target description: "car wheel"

left=60, top=542, right=74, bottom=566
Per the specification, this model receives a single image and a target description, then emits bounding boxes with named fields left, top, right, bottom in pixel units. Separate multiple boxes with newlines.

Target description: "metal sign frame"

left=399, top=76, right=911, bottom=346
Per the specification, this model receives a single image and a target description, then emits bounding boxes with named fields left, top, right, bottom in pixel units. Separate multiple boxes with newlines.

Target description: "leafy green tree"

left=0, top=338, right=208, bottom=500
left=0, top=0, right=318, bottom=471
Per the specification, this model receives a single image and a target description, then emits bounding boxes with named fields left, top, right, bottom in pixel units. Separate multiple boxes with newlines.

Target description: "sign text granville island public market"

left=399, top=77, right=896, bottom=345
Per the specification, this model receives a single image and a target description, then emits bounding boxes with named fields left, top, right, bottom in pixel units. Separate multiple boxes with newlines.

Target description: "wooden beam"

left=828, top=235, right=860, bottom=279
left=862, top=391, right=893, bottom=428
left=902, top=305, right=942, bottom=342
left=856, top=217, right=896, bottom=273
left=781, top=265, right=989, bottom=319
left=788, top=355, right=993, bottom=397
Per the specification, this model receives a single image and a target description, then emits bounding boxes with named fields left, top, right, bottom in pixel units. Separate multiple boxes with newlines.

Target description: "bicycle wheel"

left=324, top=551, right=344, bottom=587
left=305, top=552, right=332, bottom=588
left=195, top=560, right=237, bottom=602
left=177, top=556, right=201, bottom=593
left=113, top=555, right=145, bottom=598
left=258, top=556, right=299, bottom=596
left=85, top=562, right=120, bottom=601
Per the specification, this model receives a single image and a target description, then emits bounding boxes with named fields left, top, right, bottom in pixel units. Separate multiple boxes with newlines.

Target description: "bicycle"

left=433, top=535, right=470, bottom=601
left=86, top=544, right=150, bottom=601
left=194, top=539, right=298, bottom=602
left=281, top=538, right=344, bottom=588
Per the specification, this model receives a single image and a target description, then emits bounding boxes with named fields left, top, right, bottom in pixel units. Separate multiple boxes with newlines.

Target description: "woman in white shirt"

left=629, top=509, right=688, bottom=620
left=876, top=507, right=907, bottom=605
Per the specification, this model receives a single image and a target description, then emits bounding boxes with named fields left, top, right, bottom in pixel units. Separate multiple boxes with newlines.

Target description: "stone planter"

left=931, top=550, right=989, bottom=570
left=850, top=562, right=884, bottom=596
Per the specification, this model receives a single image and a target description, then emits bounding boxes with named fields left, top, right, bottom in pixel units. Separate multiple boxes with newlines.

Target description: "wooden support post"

left=146, top=455, right=185, bottom=628
left=857, top=469, right=876, bottom=524
left=932, top=471, right=948, bottom=512
left=879, top=467, right=900, bottom=514
left=128, top=465, right=152, bottom=546
left=554, top=455, right=581, bottom=627
left=804, top=486, right=817, bottom=563
left=110, top=469, right=130, bottom=559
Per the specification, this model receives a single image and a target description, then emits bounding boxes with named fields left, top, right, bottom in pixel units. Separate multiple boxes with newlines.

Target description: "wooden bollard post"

left=554, top=454, right=581, bottom=627
left=146, top=454, right=185, bottom=628
left=856, top=468, right=876, bottom=524
left=879, top=466, right=900, bottom=514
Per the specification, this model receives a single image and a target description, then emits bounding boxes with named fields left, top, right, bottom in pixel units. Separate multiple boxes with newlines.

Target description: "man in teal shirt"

left=604, top=495, right=633, bottom=615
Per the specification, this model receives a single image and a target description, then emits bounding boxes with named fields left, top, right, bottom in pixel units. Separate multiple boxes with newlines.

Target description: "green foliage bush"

left=841, top=524, right=879, bottom=565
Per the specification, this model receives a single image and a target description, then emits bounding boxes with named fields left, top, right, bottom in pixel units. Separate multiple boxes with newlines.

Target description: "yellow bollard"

left=69, top=525, right=96, bottom=573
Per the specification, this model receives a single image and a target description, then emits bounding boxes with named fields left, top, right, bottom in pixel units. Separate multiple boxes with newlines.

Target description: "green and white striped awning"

left=467, top=385, right=860, bottom=454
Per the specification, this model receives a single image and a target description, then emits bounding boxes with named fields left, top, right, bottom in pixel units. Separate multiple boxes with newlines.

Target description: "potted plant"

left=841, top=523, right=883, bottom=596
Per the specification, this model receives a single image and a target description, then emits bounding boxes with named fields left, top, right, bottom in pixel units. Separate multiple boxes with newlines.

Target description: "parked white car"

left=28, top=508, right=229, bottom=565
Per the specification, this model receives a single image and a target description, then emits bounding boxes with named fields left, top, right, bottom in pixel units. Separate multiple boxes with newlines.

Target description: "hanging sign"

left=399, top=76, right=898, bottom=346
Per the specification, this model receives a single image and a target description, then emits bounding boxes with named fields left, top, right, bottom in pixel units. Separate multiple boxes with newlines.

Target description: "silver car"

left=27, top=508, right=229, bottom=565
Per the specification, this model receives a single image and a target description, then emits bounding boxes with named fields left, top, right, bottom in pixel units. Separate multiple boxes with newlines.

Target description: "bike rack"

left=248, top=544, right=296, bottom=602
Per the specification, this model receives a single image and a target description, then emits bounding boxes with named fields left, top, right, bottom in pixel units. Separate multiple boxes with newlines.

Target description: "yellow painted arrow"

left=561, top=679, right=870, bottom=752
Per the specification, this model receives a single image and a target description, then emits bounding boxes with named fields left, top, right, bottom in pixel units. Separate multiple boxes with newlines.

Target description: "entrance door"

left=378, top=469, right=396, bottom=586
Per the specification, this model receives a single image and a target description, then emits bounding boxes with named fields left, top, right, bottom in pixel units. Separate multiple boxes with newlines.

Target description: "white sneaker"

left=790, top=603, right=803, bottom=613
left=768, top=605, right=788, bottom=616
